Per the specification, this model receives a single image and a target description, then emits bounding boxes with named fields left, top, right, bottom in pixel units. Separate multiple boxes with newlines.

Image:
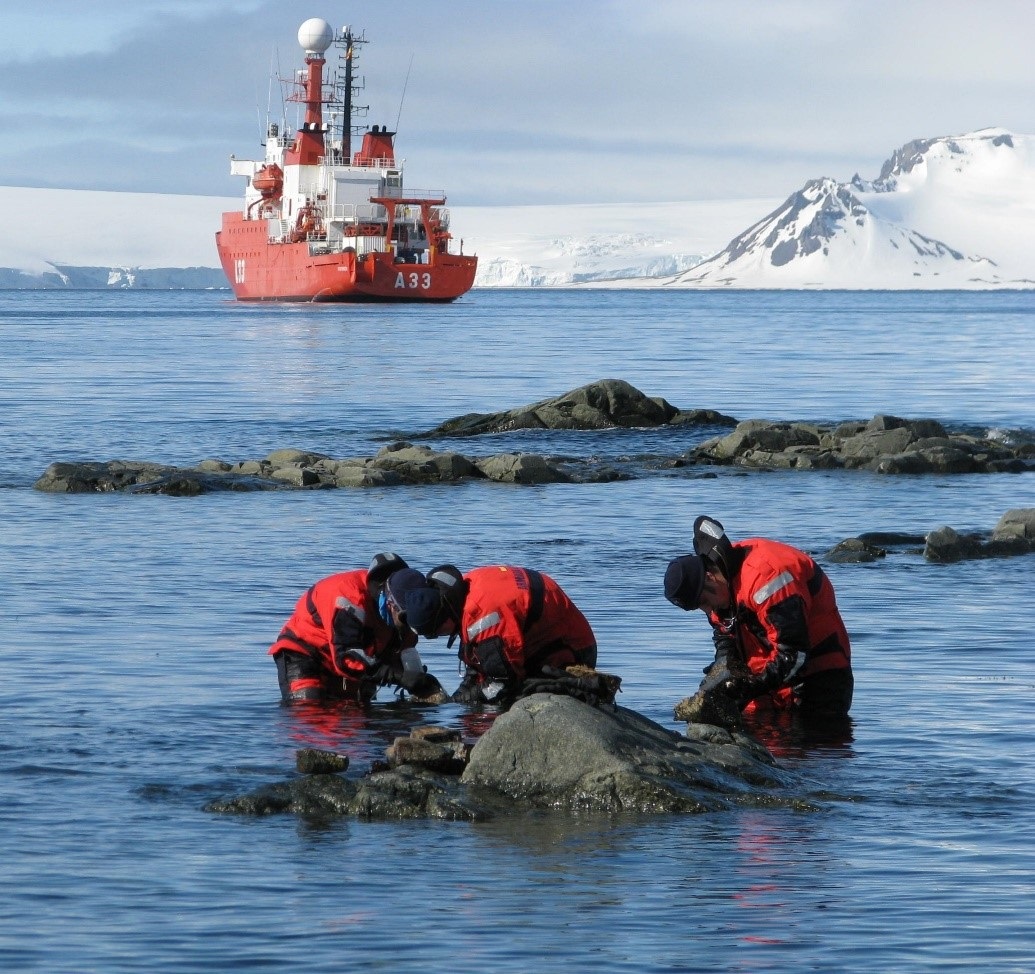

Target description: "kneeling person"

left=269, top=553, right=445, bottom=704
left=405, top=564, right=597, bottom=704
left=664, top=516, right=853, bottom=724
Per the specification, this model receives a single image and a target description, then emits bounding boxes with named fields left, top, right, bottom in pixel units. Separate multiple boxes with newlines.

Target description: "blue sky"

left=0, top=0, right=1031, bottom=205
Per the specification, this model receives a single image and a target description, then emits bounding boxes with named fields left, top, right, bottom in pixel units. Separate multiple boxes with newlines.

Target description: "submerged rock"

left=206, top=696, right=801, bottom=821
left=824, top=538, right=888, bottom=563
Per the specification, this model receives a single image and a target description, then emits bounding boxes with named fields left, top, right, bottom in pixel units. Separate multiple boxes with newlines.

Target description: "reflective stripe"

left=752, top=571, right=793, bottom=605
left=289, top=677, right=322, bottom=693
left=335, top=596, right=366, bottom=622
left=698, top=517, right=725, bottom=540
left=467, top=611, right=502, bottom=639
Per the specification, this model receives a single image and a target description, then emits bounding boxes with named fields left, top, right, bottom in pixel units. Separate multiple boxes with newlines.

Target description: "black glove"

left=451, top=673, right=487, bottom=705
left=721, top=677, right=756, bottom=708
left=403, top=672, right=445, bottom=699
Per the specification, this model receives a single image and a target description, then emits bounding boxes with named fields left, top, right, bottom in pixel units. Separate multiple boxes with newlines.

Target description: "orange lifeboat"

left=252, top=164, right=284, bottom=199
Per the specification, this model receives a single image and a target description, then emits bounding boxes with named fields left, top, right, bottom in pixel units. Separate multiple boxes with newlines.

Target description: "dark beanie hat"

left=405, top=587, right=445, bottom=637
left=384, top=568, right=431, bottom=609
left=664, top=555, right=705, bottom=611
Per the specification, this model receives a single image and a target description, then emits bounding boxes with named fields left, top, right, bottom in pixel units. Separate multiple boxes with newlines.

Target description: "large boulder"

left=993, top=508, right=1035, bottom=541
left=462, top=696, right=794, bottom=814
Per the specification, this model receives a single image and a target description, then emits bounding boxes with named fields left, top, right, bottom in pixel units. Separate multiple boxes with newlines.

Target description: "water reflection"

left=742, top=710, right=856, bottom=760
left=274, top=696, right=504, bottom=771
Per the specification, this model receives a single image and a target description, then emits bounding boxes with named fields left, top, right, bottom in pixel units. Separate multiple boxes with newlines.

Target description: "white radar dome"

left=297, top=18, right=334, bottom=54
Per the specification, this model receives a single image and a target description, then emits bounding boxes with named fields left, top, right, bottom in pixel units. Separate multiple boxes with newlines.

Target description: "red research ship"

left=216, top=18, right=477, bottom=302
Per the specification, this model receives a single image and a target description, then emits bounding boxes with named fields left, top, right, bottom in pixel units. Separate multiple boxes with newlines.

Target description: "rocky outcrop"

left=32, top=383, right=1033, bottom=494
left=205, top=696, right=804, bottom=821
left=33, top=445, right=572, bottom=493
left=417, top=378, right=738, bottom=437
left=824, top=509, right=1035, bottom=564
left=691, top=414, right=1032, bottom=474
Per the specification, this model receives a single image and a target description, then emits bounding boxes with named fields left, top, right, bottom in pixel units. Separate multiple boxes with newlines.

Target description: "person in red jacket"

left=664, top=516, right=853, bottom=723
left=269, top=552, right=445, bottom=704
left=403, top=564, right=597, bottom=704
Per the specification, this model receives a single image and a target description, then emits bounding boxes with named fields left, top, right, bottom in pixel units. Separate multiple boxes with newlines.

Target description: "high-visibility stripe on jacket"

left=268, top=569, right=413, bottom=683
left=459, top=566, right=597, bottom=682
left=708, top=539, right=851, bottom=708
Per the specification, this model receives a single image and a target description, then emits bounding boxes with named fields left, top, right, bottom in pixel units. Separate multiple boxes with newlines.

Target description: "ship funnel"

left=297, top=18, right=334, bottom=54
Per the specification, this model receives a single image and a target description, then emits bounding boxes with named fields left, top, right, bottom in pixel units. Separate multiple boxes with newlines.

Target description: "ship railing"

left=326, top=202, right=389, bottom=224
left=377, top=187, right=447, bottom=201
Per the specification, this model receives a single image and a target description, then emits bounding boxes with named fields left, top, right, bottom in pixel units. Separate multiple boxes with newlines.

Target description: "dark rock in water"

left=824, top=538, right=887, bottom=563
left=823, top=510, right=1035, bottom=566
left=386, top=735, right=469, bottom=774
left=474, top=452, right=571, bottom=484
left=33, top=460, right=285, bottom=494
left=296, top=748, right=350, bottom=775
left=32, top=381, right=1032, bottom=494
left=417, top=379, right=736, bottom=438
left=206, top=765, right=492, bottom=821
left=925, top=526, right=990, bottom=562
left=206, top=695, right=801, bottom=820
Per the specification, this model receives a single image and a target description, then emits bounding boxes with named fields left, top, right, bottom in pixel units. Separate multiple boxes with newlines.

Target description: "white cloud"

left=0, top=1, right=1032, bottom=204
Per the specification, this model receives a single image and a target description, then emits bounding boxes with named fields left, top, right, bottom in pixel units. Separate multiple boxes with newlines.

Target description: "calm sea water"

left=0, top=288, right=1033, bottom=973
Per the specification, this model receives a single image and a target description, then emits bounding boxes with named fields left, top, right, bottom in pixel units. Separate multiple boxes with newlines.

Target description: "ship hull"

left=216, top=212, right=477, bottom=303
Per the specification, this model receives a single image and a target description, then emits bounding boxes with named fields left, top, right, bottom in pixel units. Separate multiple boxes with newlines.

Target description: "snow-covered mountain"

left=0, top=128, right=1031, bottom=289
left=664, top=129, right=1035, bottom=289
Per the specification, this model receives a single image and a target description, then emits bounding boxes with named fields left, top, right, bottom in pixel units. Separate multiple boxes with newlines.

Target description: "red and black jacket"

left=707, top=539, right=851, bottom=708
left=269, top=569, right=415, bottom=696
left=457, top=566, right=597, bottom=686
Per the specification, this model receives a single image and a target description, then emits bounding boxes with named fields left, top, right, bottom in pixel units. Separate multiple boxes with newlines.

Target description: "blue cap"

left=405, top=587, right=446, bottom=637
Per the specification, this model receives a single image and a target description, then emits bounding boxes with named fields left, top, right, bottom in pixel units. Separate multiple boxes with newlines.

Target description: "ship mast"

left=286, top=18, right=334, bottom=166
left=336, top=27, right=368, bottom=163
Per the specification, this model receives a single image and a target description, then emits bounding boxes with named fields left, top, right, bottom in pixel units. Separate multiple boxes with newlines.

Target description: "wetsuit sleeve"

left=330, top=605, right=377, bottom=678
left=464, top=635, right=514, bottom=681
left=710, top=629, right=738, bottom=668
left=749, top=594, right=809, bottom=692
